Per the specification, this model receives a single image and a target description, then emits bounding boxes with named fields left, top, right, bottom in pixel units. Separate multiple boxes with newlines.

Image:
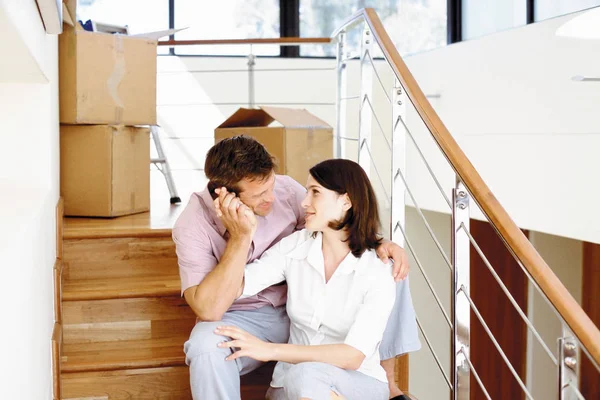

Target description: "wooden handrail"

left=335, top=8, right=600, bottom=365
left=158, top=37, right=331, bottom=47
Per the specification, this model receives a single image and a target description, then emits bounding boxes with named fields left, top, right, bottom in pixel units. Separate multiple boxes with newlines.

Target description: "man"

left=173, top=135, right=420, bottom=399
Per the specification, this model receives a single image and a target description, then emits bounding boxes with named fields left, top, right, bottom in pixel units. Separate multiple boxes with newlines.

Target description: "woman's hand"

left=376, top=239, right=409, bottom=282
left=215, top=325, right=274, bottom=362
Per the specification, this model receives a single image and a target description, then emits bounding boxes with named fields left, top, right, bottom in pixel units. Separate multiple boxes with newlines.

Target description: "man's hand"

left=216, top=325, right=274, bottom=362
left=214, top=187, right=257, bottom=239
left=376, top=239, right=410, bottom=282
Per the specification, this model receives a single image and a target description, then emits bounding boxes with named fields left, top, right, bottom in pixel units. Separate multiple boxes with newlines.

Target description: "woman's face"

left=301, top=175, right=350, bottom=232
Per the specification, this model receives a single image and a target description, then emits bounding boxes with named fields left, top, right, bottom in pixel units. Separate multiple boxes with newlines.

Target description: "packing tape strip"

left=130, top=128, right=136, bottom=144
left=107, top=34, right=126, bottom=125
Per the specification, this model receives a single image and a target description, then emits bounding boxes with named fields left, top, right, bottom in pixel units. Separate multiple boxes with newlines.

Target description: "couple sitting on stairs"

left=173, top=135, right=421, bottom=400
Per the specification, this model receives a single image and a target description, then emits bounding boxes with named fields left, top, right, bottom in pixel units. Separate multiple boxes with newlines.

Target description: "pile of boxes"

left=58, top=1, right=334, bottom=217
left=59, top=1, right=158, bottom=217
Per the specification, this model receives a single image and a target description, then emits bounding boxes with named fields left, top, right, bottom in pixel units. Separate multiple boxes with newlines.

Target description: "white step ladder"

left=150, top=125, right=181, bottom=204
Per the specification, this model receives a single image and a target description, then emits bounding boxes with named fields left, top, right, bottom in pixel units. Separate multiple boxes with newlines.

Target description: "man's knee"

left=184, top=321, right=230, bottom=361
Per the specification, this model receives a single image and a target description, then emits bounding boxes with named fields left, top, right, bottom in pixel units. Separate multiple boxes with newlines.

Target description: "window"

left=534, top=0, right=600, bottom=22
left=77, top=0, right=170, bottom=54
left=299, top=0, right=447, bottom=57
left=462, top=0, right=527, bottom=40
left=173, top=0, right=280, bottom=56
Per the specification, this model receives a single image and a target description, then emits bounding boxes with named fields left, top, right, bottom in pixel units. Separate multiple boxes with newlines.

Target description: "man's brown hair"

left=204, top=135, right=275, bottom=197
left=309, top=158, right=382, bottom=257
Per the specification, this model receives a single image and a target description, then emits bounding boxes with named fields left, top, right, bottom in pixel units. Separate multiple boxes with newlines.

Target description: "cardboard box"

left=215, top=106, right=333, bottom=184
left=58, top=2, right=157, bottom=125
left=60, top=125, right=150, bottom=217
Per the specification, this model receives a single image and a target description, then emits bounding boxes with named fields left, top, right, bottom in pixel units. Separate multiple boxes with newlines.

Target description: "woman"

left=215, top=159, right=402, bottom=400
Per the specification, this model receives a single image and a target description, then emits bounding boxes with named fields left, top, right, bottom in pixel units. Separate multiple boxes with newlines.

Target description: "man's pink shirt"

left=172, top=175, right=306, bottom=311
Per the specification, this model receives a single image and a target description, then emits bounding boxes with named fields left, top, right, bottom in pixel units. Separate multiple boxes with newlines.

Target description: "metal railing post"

left=559, top=325, right=581, bottom=400
left=247, top=48, right=256, bottom=108
left=391, top=79, right=406, bottom=245
left=452, top=179, right=471, bottom=400
left=335, top=32, right=347, bottom=159
left=358, top=24, right=373, bottom=173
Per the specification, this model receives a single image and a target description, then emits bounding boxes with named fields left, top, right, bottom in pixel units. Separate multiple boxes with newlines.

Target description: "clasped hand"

left=213, top=188, right=258, bottom=238
left=215, top=325, right=274, bottom=362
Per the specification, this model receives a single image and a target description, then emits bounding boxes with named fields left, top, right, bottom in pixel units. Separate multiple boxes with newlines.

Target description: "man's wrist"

left=229, top=234, right=252, bottom=246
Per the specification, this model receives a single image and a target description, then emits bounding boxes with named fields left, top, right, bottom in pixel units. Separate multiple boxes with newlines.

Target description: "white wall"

left=404, top=9, right=600, bottom=245
left=0, top=1, right=59, bottom=398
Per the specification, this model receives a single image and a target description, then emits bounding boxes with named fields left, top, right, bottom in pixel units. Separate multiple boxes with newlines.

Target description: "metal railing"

left=331, top=8, right=600, bottom=400
left=158, top=37, right=333, bottom=109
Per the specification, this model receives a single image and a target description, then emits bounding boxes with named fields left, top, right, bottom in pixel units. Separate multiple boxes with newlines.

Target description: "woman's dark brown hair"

left=204, top=135, right=275, bottom=198
left=309, top=159, right=382, bottom=257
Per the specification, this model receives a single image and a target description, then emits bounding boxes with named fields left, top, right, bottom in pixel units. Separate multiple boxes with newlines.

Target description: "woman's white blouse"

left=241, top=229, right=396, bottom=386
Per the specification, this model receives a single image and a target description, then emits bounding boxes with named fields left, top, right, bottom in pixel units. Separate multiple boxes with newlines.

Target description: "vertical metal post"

left=558, top=325, right=580, bottom=400
left=247, top=48, right=256, bottom=108
left=335, top=32, right=347, bottom=159
left=452, top=179, right=471, bottom=400
left=391, top=79, right=406, bottom=245
left=358, top=24, right=373, bottom=174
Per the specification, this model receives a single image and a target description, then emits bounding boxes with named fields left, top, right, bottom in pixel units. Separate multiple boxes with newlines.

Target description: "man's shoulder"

left=173, top=192, right=210, bottom=233
left=275, top=175, right=304, bottom=194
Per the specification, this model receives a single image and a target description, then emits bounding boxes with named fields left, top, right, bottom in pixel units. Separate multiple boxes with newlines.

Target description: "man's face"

left=237, top=173, right=276, bottom=217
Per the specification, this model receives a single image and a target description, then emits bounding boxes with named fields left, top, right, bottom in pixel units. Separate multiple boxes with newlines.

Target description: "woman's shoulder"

left=356, top=249, right=394, bottom=282
left=274, top=229, right=314, bottom=254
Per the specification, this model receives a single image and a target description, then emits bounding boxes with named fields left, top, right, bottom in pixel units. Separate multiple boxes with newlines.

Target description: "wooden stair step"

left=63, top=296, right=196, bottom=345
left=62, top=366, right=192, bottom=399
left=63, top=275, right=181, bottom=301
left=62, top=336, right=188, bottom=373
left=61, top=364, right=275, bottom=400
left=63, top=236, right=178, bottom=281
left=64, top=208, right=183, bottom=240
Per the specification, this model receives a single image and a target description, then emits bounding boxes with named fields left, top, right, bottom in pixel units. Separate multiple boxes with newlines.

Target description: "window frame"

left=165, top=0, right=549, bottom=58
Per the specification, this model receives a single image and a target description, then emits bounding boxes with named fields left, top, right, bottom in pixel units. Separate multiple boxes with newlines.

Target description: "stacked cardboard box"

left=59, top=2, right=157, bottom=217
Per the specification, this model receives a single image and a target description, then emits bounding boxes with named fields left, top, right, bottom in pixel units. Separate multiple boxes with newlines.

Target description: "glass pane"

left=462, top=0, right=527, bottom=40
left=300, top=0, right=447, bottom=57
left=174, top=0, right=280, bottom=56
left=535, top=0, right=600, bottom=22
left=77, top=0, right=170, bottom=55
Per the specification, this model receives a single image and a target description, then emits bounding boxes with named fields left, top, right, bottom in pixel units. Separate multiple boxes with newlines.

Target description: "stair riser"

left=61, top=367, right=192, bottom=400
left=63, top=237, right=178, bottom=281
left=63, top=297, right=196, bottom=345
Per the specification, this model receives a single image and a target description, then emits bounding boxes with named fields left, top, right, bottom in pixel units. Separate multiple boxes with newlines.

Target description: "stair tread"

left=64, top=207, right=183, bottom=239
left=63, top=274, right=181, bottom=301
left=62, top=335, right=189, bottom=373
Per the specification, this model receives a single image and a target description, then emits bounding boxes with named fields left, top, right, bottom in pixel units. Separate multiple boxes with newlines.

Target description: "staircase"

left=56, top=212, right=273, bottom=399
